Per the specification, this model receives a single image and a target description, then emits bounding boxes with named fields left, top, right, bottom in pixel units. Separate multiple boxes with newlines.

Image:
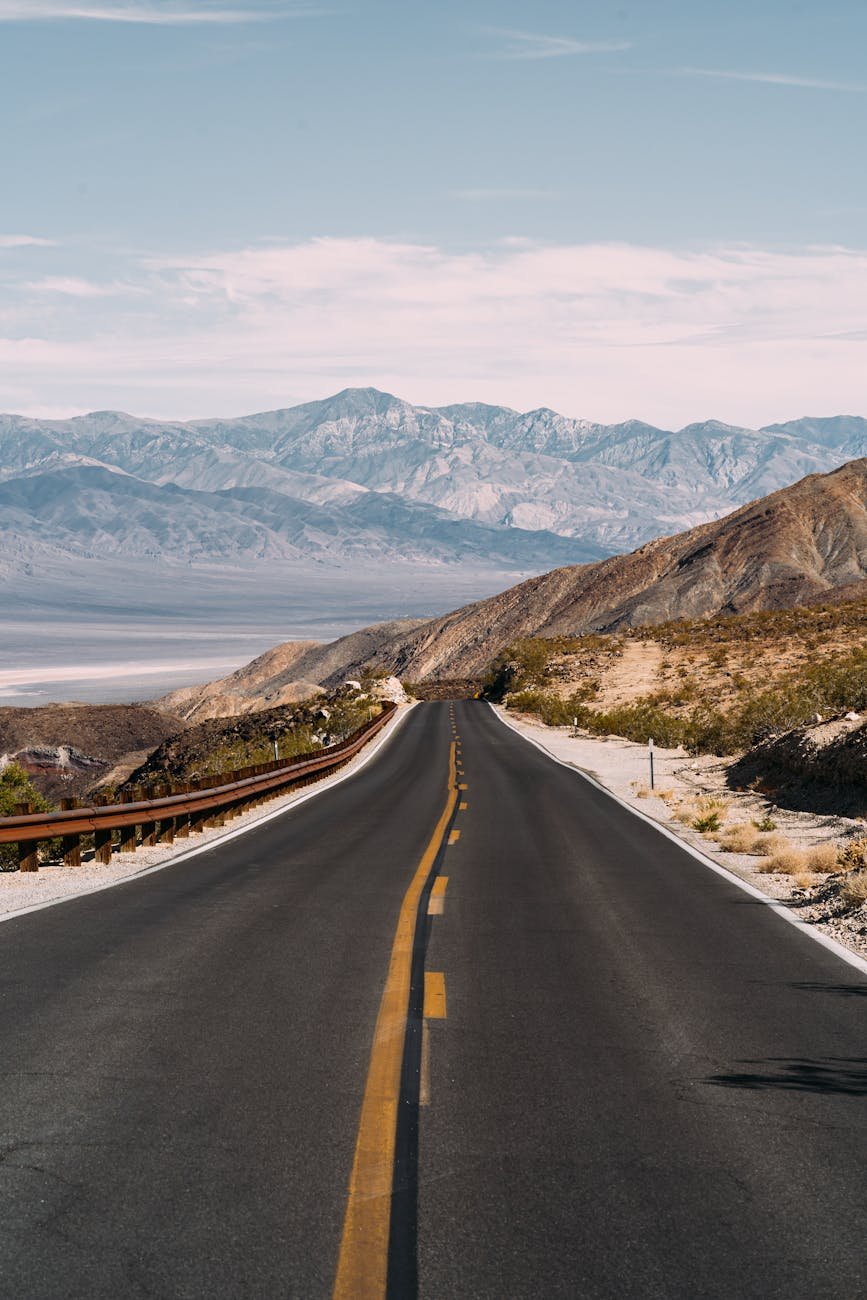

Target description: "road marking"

left=491, top=704, right=867, bottom=979
left=428, top=876, right=448, bottom=915
left=333, top=741, right=458, bottom=1299
left=423, top=971, right=447, bottom=1018
left=459, top=801, right=468, bottom=810
left=419, top=1021, right=431, bottom=1106
left=458, top=783, right=468, bottom=791
left=448, top=829, right=461, bottom=845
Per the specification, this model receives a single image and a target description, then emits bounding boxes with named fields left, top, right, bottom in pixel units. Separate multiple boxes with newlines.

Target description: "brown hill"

left=162, top=458, right=867, bottom=704
left=158, top=620, right=427, bottom=721
left=338, top=458, right=867, bottom=681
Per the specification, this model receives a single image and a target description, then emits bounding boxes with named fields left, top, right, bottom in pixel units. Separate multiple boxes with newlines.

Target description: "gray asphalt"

left=0, top=700, right=865, bottom=1298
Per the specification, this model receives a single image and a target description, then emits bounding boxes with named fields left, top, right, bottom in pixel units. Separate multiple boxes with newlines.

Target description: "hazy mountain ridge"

left=2, top=389, right=867, bottom=575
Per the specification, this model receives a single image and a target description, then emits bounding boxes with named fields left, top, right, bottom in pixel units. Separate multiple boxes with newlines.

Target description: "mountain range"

left=3, top=389, right=867, bottom=584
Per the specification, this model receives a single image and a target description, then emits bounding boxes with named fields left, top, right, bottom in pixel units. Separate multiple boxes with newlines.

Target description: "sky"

left=1, top=0, right=866, bottom=427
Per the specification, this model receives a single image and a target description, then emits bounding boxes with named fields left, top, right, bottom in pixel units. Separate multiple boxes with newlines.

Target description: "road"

left=0, top=700, right=864, bottom=1298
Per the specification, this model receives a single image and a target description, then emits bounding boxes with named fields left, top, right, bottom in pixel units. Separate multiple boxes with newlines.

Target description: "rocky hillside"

left=729, top=716, right=867, bottom=817
left=0, top=703, right=182, bottom=800
left=163, top=458, right=867, bottom=704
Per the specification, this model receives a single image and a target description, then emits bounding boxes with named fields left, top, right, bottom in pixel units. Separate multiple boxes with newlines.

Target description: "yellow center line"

left=423, top=971, right=447, bottom=1019
left=332, top=742, right=457, bottom=1299
left=427, top=876, right=448, bottom=915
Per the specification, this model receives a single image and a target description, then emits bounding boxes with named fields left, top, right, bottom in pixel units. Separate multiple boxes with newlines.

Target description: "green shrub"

left=0, top=764, right=53, bottom=872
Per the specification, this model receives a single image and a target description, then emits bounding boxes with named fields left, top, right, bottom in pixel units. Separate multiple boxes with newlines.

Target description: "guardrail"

left=0, top=703, right=397, bottom=872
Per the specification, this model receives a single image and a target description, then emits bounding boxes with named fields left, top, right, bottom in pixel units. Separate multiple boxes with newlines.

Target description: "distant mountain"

left=2, top=388, right=867, bottom=579
left=161, top=458, right=867, bottom=706
left=0, top=464, right=597, bottom=571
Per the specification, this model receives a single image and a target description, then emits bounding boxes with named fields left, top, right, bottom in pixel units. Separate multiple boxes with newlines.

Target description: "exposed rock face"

left=0, top=703, right=182, bottom=799
left=2, top=746, right=109, bottom=802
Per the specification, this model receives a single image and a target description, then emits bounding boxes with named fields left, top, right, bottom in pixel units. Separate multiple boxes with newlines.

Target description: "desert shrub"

left=805, top=843, right=840, bottom=874
left=582, top=702, right=687, bottom=748
left=719, top=823, right=759, bottom=854
left=753, top=815, right=777, bottom=833
left=840, top=871, right=867, bottom=906
left=838, top=838, right=867, bottom=872
left=759, top=846, right=808, bottom=875
left=693, top=811, right=722, bottom=833
left=751, top=831, right=791, bottom=857
left=0, top=764, right=53, bottom=872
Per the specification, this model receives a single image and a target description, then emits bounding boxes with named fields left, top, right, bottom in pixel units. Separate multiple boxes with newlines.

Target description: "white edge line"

left=0, top=703, right=419, bottom=926
left=491, top=703, right=867, bottom=979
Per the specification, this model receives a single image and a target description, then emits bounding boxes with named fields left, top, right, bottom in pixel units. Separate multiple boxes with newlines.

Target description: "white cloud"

left=484, top=27, right=632, bottom=60
left=4, top=238, right=867, bottom=427
left=0, top=234, right=55, bottom=247
left=0, top=2, right=305, bottom=23
left=676, top=66, right=867, bottom=93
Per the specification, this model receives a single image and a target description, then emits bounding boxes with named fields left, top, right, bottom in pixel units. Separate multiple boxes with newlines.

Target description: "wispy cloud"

left=484, top=27, right=632, bottom=61
left=676, top=66, right=867, bottom=93
left=451, top=188, right=557, bottom=202
left=25, top=276, right=122, bottom=297
left=4, top=237, right=867, bottom=426
left=0, top=2, right=307, bottom=23
left=0, top=234, right=55, bottom=247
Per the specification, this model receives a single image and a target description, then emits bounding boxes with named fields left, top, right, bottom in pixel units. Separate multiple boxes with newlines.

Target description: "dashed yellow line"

left=332, top=744, right=457, bottom=1300
left=423, top=971, right=447, bottom=1019
left=459, top=801, right=468, bottom=811
left=428, top=876, right=448, bottom=915
left=448, top=829, right=461, bottom=845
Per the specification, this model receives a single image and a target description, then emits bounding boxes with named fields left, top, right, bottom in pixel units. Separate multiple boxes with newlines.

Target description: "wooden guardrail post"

left=60, top=797, right=82, bottom=866
left=140, top=787, right=157, bottom=847
left=119, top=792, right=137, bottom=853
left=175, top=783, right=191, bottom=838
left=15, top=803, right=38, bottom=872
left=93, top=794, right=113, bottom=864
left=156, top=786, right=175, bottom=844
left=190, top=778, right=208, bottom=834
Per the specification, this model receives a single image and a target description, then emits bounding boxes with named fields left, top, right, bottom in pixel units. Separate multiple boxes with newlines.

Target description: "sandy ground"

left=496, top=706, right=867, bottom=962
left=0, top=705, right=413, bottom=922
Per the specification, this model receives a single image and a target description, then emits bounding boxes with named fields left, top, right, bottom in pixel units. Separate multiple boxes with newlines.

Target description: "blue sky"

left=1, top=0, right=866, bottom=424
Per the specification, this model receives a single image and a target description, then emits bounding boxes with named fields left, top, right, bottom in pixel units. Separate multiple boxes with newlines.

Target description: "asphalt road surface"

left=0, top=701, right=864, bottom=1298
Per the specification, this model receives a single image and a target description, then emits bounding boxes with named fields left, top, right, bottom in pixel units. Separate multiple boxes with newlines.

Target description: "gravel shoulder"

left=494, top=705, right=867, bottom=962
left=0, top=704, right=415, bottom=922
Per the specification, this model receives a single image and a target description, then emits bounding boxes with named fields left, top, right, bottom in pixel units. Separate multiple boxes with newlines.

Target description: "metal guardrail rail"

left=0, top=703, right=397, bottom=872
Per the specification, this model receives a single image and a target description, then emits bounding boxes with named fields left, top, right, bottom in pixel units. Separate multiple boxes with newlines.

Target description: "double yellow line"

left=332, top=741, right=458, bottom=1298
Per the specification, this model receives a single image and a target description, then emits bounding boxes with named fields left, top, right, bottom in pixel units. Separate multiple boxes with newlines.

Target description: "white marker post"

left=648, top=737, right=655, bottom=791
left=273, top=738, right=279, bottom=762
